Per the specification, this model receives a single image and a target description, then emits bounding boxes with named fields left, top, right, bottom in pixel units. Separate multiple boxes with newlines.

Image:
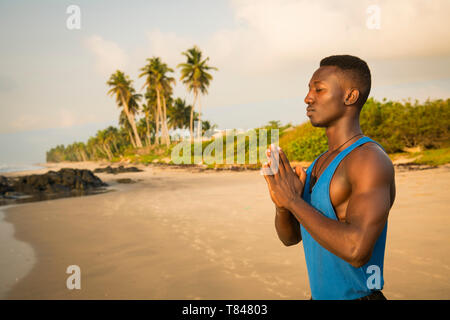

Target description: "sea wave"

left=0, top=163, right=45, bottom=173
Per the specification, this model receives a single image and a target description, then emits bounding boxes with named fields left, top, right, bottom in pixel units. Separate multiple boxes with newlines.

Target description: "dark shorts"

left=354, top=290, right=387, bottom=300
left=310, top=291, right=387, bottom=300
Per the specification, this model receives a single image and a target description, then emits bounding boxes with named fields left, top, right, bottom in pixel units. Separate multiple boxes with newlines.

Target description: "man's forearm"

left=286, top=198, right=363, bottom=266
left=275, top=206, right=301, bottom=246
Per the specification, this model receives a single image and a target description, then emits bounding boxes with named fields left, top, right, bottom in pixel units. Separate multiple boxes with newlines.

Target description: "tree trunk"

left=152, top=104, right=157, bottom=145
left=95, top=145, right=104, bottom=159
left=190, top=90, right=198, bottom=144
left=145, top=111, right=151, bottom=146
left=106, top=144, right=113, bottom=160
left=102, top=144, right=112, bottom=161
left=127, top=112, right=143, bottom=148
left=126, top=126, right=137, bottom=147
left=197, top=94, right=202, bottom=140
left=155, top=89, right=165, bottom=146
left=111, top=138, right=119, bottom=153
left=128, top=130, right=137, bottom=148
left=80, top=150, right=87, bottom=162
left=155, top=104, right=160, bottom=145
left=121, top=96, right=143, bottom=148
left=161, top=95, right=170, bottom=146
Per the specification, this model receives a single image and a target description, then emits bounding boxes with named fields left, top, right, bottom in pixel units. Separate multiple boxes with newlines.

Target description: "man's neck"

left=325, top=117, right=363, bottom=151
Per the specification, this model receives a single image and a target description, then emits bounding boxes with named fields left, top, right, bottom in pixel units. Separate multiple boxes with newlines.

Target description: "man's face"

left=304, top=66, right=347, bottom=127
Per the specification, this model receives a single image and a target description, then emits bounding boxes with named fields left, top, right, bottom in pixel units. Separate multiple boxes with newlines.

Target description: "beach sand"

left=1, top=162, right=449, bottom=299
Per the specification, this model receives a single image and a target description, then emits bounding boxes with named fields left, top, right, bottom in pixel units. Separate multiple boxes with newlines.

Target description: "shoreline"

left=0, top=205, right=36, bottom=299
left=1, top=162, right=449, bottom=299
left=2, top=158, right=445, bottom=179
left=2, top=164, right=311, bottom=299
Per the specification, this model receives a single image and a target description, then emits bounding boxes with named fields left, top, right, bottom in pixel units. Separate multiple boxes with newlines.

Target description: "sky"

left=0, top=0, right=449, bottom=164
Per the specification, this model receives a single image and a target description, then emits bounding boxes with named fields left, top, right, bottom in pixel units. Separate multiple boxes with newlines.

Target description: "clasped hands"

left=261, top=144, right=307, bottom=211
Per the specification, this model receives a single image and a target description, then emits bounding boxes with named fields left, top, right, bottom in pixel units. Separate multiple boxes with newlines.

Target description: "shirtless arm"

left=275, top=205, right=302, bottom=246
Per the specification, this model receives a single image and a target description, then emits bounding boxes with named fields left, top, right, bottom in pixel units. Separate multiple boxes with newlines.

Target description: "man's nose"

left=304, top=92, right=313, bottom=105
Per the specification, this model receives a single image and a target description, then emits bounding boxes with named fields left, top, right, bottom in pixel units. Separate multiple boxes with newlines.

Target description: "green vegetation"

left=279, top=98, right=449, bottom=164
left=360, top=97, right=449, bottom=153
left=47, top=45, right=217, bottom=163
left=279, top=122, right=327, bottom=161
left=411, top=147, right=450, bottom=166
left=178, top=46, right=218, bottom=141
left=46, top=44, right=450, bottom=168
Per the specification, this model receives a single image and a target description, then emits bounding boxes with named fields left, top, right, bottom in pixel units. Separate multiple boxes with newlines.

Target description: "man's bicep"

left=346, top=146, right=394, bottom=226
left=345, top=154, right=394, bottom=261
left=346, top=188, right=390, bottom=233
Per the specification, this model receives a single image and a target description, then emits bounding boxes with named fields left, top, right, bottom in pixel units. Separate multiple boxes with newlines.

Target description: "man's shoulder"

left=344, top=141, right=394, bottom=185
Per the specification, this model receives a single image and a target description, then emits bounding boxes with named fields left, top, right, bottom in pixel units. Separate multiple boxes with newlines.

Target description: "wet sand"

left=1, top=162, right=449, bottom=299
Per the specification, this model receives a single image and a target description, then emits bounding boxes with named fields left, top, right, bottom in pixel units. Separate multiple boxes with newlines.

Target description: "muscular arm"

left=286, top=147, right=394, bottom=267
left=275, top=206, right=302, bottom=246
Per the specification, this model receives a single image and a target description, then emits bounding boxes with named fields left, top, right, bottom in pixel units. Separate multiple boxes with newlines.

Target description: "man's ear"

left=344, top=88, right=360, bottom=106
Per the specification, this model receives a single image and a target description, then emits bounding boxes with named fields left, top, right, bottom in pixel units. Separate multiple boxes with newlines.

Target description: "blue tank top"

left=300, top=136, right=388, bottom=300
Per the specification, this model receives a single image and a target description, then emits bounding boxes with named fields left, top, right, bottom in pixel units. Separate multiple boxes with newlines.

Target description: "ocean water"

left=0, top=205, right=36, bottom=298
left=0, top=163, right=45, bottom=173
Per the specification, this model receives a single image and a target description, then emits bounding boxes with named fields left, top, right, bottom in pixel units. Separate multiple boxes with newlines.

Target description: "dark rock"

left=3, top=191, right=32, bottom=200
left=51, top=184, right=72, bottom=193
left=0, top=176, right=14, bottom=195
left=93, top=166, right=143, bottom=174
left=394, top=163, right=437, bottom=171
left=2, top=169, right=107, bottom=197
left=116, top=178, right=136, bottom=184
left=128, top=167, right=142, bottom=172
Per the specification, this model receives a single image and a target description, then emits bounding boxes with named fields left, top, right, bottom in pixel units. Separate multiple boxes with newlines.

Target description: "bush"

left=280, top=122, right=327, bottom=161
left=278, top=98, right=450, bottom=161
left=360, top=98, right=450, bottom=153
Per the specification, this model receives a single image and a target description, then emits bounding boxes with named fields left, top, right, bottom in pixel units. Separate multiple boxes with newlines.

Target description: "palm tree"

left=177, top=46, right=217, bottom=141
left=75, top=142, right=88, bottom=161
left=107, top=70, right=143, bottom=147
left=141, top=103, right=152, bottom=146
left=167, top=98, right=192, bottom=131
left=87, top=136, right=106, bottom=160
left=137, top=118, right=149, bottom=146
left=139, top=57, right=175, bottom=147
left=128, top=87, right=143, bottom=121
left=201, top=120, right=217, bottom=136
left=119, top=110, right=137, bottom=148
left=96, top=129, right=113, bottom=161
left=104, top=126, right=120, bottom=154
left=143, top=87, right=159, bottom=145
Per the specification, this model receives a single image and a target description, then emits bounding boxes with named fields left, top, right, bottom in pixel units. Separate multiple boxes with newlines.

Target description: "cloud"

left=253, top=0, right=448, bottom=65
left=84, top=35, right=129, bottom=76
left=132, top=0, right=450, bottom=109
left=225, top=0, right=450, bottom=68
left=145, top=29, right=194, bottom=68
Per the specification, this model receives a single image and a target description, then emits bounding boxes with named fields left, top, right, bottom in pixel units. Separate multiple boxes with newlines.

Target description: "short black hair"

left=320, top=55, right=371, bottom=109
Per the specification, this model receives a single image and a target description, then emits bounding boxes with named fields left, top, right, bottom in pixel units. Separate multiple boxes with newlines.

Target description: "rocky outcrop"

left=93, top=165, right=143, bottom=174
left=0, top=168, right=107, bottom=198
left=394, top=163, right=438, bottom=171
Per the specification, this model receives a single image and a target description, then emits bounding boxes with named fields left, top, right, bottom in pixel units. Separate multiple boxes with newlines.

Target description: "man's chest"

left=328, top=161, right=352, bottom=222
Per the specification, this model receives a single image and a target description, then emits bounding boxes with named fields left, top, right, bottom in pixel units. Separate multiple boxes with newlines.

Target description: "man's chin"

left=309, top=120, right=326, bottom=128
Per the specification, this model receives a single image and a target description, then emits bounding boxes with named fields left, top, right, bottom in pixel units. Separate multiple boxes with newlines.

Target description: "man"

left=262, top=55, right=395, bottom=300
